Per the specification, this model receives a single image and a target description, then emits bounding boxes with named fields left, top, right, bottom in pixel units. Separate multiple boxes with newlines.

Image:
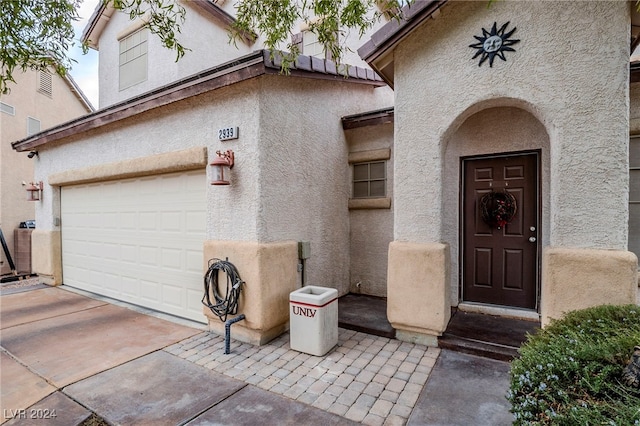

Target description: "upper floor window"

left=302, top=30, right=325, bottom=58
left=27, top=117, right=41, bottom=136
left=0, top=102, right=15, bottom=115
left=353, top=161, right=386, bottom=198
left=119, top=28, right=148, bottom=90
left=38, top=71, right=52, bottom=97
left=630, top=136, right=640, bottom=262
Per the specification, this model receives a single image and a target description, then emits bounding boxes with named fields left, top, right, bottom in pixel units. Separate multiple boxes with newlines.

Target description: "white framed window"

left=119, top=28, right=148, bottom=90
left=353, top=161, right=386, bottom=198
left=0, top=102, right=15, bottom=115
left=27, top=117, right=41, bottom=136
left=302, top=30, right=325, bottom=58
left=38, top=70, right=52, bottom=97
left=630, top=136, right=640, bottom=262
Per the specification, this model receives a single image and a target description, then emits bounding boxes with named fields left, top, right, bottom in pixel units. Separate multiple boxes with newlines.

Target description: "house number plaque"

left=218, top=126, right=239, bottom=141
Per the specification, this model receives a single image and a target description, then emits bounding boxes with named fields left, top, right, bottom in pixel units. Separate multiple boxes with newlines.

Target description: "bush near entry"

left=508, top=304, right=640, bottom=425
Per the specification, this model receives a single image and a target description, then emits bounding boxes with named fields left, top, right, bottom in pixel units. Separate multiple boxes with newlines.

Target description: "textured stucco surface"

left=387, top=241, right=450, bottom=342
left=345, top=123, right=394, bottom=297
left=32, top=73, right=392, bottom=307
left=48, top=146, right=207, bottom=185
left=97, top=2, right=390, bottom=108
left=541, top=248, right=638, bottom=326
left=203, top=240, right=298, bottom=345
left=97, top=4, right=257, bottom=108
left=0, top=69, right=90, bottom=275
left=393, top=1, right=629, bottom=249
left=254, top=77, right=392, bottom=296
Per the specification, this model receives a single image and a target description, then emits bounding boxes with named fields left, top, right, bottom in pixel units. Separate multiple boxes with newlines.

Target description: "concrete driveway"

left=0, top=285, right=354, bottom=426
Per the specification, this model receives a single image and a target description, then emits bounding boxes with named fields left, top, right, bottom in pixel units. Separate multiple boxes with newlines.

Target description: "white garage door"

left=61, top=170, right=207, bottom=323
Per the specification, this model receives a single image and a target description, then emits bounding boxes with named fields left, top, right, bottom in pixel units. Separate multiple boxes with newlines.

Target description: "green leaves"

left=509, top=305, right=640, bottom=425
left=114, top=0, right=187, bottom=61
left=0, top=0, right=81, bottom=94
left=231, top=0, right=409, bottom=73
left=0, top=0, right=187, bottom=95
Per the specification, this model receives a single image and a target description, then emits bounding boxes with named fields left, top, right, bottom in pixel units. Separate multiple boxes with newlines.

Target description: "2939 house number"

left=218, top=126, right=239, bottom=141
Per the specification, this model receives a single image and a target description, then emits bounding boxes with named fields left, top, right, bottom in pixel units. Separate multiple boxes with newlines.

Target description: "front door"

left=462, top=152, right=539, bottom=310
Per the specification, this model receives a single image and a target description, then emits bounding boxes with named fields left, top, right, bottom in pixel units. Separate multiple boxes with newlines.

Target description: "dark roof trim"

left=358, top=1, right=448, bottom=64
left=12, top=50, right=386, bottom=152
left=186, top=0, right=256, bottom=45
left=341, top=107, right=394, bottom=129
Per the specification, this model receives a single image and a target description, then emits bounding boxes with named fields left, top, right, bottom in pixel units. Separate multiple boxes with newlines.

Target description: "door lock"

left=529, top=226, right=536, bottom=232
left=529, top=237, right=537, bottom=243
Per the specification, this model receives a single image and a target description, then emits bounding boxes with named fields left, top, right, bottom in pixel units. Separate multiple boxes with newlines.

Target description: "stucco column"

left=203, top=240, right=298, bottom=345
left=541, top=247, right=638, bottom=326
left=387, top=241, right=451, bottom=346
left=31, top=229, right=62, bottom=285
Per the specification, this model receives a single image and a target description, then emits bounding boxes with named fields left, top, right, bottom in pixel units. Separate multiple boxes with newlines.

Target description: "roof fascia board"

left=82, top=1, right=116, bottom=49
left=12, top=50, right=386, bottom=152
left=63, top=73, right=95, bottom=112
left=189, top=0, right=257, bottom=45
left=358, top=0, right=447, bottom=64
left=341, top=107, right=394, bottom=129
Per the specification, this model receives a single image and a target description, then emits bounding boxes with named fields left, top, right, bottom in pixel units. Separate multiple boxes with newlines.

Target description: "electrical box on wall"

left=298, top=241, right=311, bottom=259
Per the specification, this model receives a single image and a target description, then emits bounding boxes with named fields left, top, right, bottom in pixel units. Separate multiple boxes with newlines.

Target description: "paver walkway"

left=165, top=328, right=440, bottom=425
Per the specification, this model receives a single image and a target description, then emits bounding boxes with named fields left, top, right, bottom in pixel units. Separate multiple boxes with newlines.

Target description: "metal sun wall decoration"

left=470, top=22, right=520, bottom=67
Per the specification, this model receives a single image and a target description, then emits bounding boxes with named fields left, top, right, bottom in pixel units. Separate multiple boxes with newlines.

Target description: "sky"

left=69, top=0, right=100, bottom=108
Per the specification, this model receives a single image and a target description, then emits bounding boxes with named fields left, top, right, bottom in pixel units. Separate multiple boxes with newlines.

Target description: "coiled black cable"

left=202, top=258, right=244, bottom=322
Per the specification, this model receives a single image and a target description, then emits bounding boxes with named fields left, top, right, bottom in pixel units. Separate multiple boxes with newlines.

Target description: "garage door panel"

left=62, top=170, right=206, bottom=323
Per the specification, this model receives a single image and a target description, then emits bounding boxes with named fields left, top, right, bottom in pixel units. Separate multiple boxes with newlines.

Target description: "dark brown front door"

left=462, top=152, right=539, bottom=309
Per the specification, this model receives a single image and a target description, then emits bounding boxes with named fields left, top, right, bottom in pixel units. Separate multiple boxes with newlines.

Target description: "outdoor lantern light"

left=26, top=181, right=43, bottom=201
left=210, top=150, right=235, bottom=185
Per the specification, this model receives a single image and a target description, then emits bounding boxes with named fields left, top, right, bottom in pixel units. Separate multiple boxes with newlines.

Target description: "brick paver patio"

left=164, top=328, right=440, bottom=426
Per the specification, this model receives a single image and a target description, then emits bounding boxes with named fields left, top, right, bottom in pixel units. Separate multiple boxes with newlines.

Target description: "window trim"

left=348, top=148, right=391, bottom=210
left=118, top=27, right=148, bottom=91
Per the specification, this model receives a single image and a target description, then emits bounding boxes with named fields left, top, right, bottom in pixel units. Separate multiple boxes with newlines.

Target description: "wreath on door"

left=480, top=189, right=517, bottom=230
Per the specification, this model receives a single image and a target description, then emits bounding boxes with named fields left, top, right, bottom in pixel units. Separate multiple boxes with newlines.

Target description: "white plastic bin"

left=289, top=285, right=338, bottom=356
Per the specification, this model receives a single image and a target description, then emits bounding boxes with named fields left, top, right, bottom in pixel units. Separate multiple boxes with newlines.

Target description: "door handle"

left=529, top=237, right=536, bottom=243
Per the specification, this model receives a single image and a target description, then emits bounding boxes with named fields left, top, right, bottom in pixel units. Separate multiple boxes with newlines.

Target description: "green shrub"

left=508, top=304, right=640, bottom=425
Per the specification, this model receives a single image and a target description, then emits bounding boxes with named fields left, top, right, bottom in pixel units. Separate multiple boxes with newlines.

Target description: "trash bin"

left=289, top=285, right=338, bottom=356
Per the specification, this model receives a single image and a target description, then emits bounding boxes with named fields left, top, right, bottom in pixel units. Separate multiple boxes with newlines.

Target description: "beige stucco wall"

left=542, top=248, right=638, bottom=326
left=384, top=1, right=633, bottom=337
left=0, top=70, right=90, bottom=275
left=31, top=229, right=62, bottom=284
left=345, top=123, right=394, bottom=297
left=387, top=241, right=450, bottom=346
left=203, top=240, right=298, bottom=345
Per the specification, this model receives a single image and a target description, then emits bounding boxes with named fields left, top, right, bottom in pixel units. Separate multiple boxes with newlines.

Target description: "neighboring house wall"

left=0, top=69, right=91, bottom=275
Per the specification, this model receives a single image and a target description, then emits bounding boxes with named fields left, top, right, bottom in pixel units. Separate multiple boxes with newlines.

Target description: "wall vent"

left=38, top=71, right=52, bottom=97
left=0, top=102, right=15, bottom=115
